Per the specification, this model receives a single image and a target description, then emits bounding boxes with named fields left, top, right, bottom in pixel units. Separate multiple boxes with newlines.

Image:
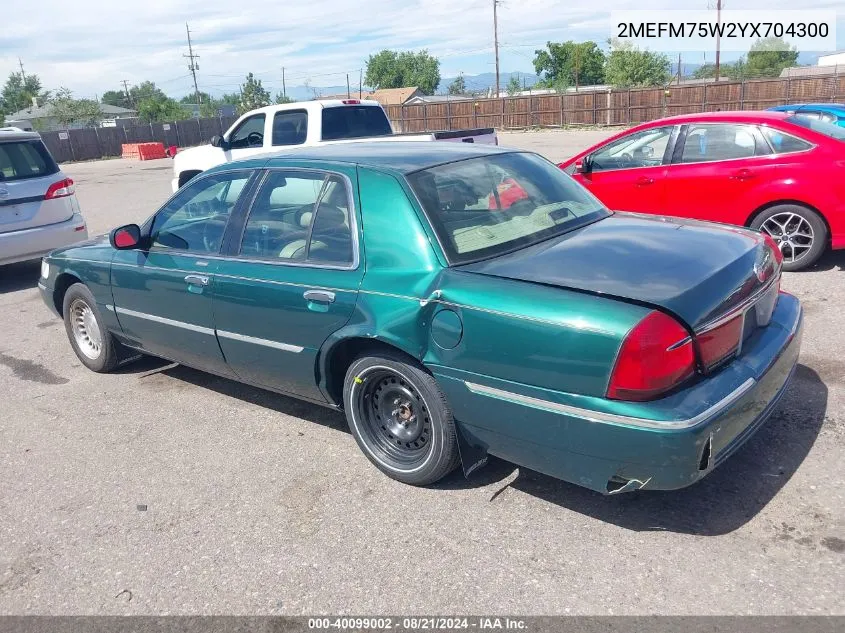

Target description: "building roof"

left=367, top=87, right=421, bottom=106
left=6, top=102, right=137, bottom=120
left=212, top=141, right=516, bottom=176
left=405, top=94, right=473, bottom=104
left=780, top=65, right=845, bottom=78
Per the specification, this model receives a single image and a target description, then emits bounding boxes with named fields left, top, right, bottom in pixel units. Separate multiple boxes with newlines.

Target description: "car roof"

left=0, top=129, right=41, bottom=142
left=769, top=103, right=845, bottom=111
left=643, top=110, right=793, bottom=125
left=252, top=141, right=518, bottom=174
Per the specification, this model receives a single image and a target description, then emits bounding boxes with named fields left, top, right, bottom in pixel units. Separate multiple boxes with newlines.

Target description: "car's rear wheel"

left=62, top=283, right=121, bottom=373
left=343, top=352, right=460, bottom=486
left=751, top=204, right=828, bottom=271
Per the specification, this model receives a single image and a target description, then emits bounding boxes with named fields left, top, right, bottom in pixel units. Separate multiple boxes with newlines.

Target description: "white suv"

left=0, top=129, right=87, bottom=266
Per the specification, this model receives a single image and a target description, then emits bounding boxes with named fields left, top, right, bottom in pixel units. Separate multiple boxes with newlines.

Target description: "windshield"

left=786, top=115, right=845, bottom=141
left=322, top=105, right=393, bottom=141
left=407, top=152, right=610, bottom=265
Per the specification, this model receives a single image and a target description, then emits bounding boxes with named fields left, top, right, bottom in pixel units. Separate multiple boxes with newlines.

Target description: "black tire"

left=343, top=351, right=460, bottom=486
left=62, top=283, right=122, bottom=373
left=750, top=204, right=828, bottom=272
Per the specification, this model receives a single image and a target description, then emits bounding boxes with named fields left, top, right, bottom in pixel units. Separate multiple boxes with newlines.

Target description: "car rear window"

left=760, top=127, right=813, bottom=153
left=785, top=115, right=845, bottom=142
left=0, top=139, right=58, bottom=182
left=321, top=105, right=393, bottom=141
left=407, top=152, right=610, bottom=265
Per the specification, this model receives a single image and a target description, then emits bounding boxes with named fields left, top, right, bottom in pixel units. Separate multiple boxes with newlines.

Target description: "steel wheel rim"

left=352, top=368, right=433, bottom=468
left=760, top=212, right=814, bottom=264
left=70, top=298, right=103, bottom=360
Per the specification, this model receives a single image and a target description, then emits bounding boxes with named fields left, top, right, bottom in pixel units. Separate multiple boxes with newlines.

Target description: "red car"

left=559, top=111, right=845, bottom=271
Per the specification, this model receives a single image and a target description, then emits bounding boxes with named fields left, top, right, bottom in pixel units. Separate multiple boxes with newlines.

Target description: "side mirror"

left=210, top=135, right=228, bottom=150
left=110, top=224, right=141, bottom=250
left=574, top=156, right=591, bottom=174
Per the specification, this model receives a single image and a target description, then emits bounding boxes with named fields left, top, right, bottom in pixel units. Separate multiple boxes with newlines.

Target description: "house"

left=780, top=65, right=845, bottom=79
left=5, top=102, right=137, bottom=131
left=367, top=87, right=422, bottom=106
left=818, top=51, right=845, bottom=67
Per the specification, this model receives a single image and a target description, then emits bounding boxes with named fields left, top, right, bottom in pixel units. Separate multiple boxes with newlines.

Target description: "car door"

left=224, top=113, right=270, bottom=161
left=110, top=169, right=256, bottom=375
left=573, top=125, right=675, bottom=214
left=212, top=166, right=364, bottom=401
left=662, top=123, right=778, bottom=225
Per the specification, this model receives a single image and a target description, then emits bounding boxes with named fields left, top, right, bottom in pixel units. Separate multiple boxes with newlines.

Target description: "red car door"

left=662, top=123, right=779, bottom=225
left=572, top=125, right=674, bottom=214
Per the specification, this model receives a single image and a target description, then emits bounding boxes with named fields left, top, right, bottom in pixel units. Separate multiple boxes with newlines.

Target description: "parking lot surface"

left=0, top=129, right=843, bottom=615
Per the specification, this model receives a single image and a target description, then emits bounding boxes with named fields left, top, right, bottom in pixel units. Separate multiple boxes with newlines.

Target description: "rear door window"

left=678, top=124, right=764, bottom=163
left=0, top=140, right=58, bottom=181
left=321, top=106, right=393, bottom=141
left=272, top=110, right=308, bottom=146
left=760, top=127, right=813, bottom=154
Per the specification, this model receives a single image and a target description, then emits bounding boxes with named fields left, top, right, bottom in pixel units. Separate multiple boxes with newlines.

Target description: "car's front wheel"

left=751, top=204, right=828, bottom=271
left=343, top=352, right=460, bottom=486
left=62, top=283, right=121, bottom=373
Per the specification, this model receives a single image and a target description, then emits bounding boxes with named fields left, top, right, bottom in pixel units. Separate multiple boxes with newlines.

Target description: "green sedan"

left=38, top=142, right=802, bottom=494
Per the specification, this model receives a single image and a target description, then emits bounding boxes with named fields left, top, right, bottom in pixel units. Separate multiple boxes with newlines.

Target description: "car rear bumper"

left=433, top=292, right=803, bottom=494
left=0, top=213, right=88, bottom=266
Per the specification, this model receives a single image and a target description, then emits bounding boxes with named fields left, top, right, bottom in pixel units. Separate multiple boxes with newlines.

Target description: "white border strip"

left=464, top=378, right=756, bottom=430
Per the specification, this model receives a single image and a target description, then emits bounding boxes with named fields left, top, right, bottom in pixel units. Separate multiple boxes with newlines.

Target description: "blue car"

left=767, top=103, right=845, bottom=127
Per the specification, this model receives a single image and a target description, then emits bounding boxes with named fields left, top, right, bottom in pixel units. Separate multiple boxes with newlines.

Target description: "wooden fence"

left=386, top=73, right=845, bottom=132
left=36, top=72, right=844, bottom=162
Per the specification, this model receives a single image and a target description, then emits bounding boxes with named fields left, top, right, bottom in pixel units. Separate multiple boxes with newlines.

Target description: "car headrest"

left=313, top=204, right=347, bottom=229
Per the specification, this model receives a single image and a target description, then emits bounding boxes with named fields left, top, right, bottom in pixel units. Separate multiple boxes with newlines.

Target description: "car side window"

left=589, top=126, right=673, bottom=172
left=679, top=124, right=761, bottom=163
left=228, top=114, right=266, bottom=149
left=761, top=127, right=813, bottom=154
left=240, top=171, right=354, bottom=266
left=272, top=110, right=308, bottom=146
left=150, top=171, right=251, bottom=253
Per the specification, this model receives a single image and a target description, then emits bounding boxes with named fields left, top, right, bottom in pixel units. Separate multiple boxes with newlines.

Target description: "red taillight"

left=761, top=232, right=784, bottom=266
left=44, top=178, right=75, bottom=200
left=342, top=99, right=360, bottom=104
left=696, top=314, right=743, bottom=370
left=607, top=311, right=695, bottom=402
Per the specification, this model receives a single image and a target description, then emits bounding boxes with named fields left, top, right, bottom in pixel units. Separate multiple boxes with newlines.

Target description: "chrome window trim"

left=464, top=377, right=756, bottom=430
left=234, top=166, right=360, bottom=271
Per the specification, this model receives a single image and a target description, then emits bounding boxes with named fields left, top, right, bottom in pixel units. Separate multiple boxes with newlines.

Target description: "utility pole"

left=18, top=58, right=25, bottom=82
left=493, top=0, right=501, bottom=98
left=714, top=0, right=722, bottom=81
left=282, top=66, right=286, bottom=99
left=677, top=53, right=682, bottom=84
left=359, top=69, right=362, bottom=99
left=121, top=79, right=132, bottom=106
left=184, top=22, right=201, bottom=108
left=347, top=73, right=351, bottom=98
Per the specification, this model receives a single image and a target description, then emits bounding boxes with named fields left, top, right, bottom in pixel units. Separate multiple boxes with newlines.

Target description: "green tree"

left=49, top=87, right=103, bottom=128
left=506, top=74, right=522, bottom=96
left=1, top=72, right=50, bottom=115
left=239, top=73, right=270, bottom=113
left=129, top=81, right=167, bottom=106
left=275, top=92, right=294, bottom=104
left=102, top=89, right=131, bottom=109
left=533, top=41, right=605, bottom=88
left=220, top=92, right=241, bottom=106
left=744, top=37, right=799, bottom=78
left=137, top=95, right=185, bottom=122
left=605, top=40, right=670, bottom=87
left=365, top=49, right=441, bottom=95
left=179, top=91, right=213, bottom=105
left=447, top=74, right=466, bottom=95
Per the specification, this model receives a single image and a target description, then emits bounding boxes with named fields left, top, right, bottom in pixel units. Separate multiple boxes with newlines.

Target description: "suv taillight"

left=44, top=177, right=75, bottom=200
left=607, top=311, right=695, bottom=402
left=696, top=314, right=744, bottom=370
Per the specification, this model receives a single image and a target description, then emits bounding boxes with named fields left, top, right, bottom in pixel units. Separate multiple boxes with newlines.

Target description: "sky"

left=1, top=0, right=843, bottom=100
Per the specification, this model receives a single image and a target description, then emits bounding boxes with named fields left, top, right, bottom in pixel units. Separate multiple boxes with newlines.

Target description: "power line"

left=184, top=22, right=201, bottom=106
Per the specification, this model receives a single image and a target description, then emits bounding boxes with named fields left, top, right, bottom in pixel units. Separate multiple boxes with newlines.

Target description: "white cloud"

left=0, top=0, right=837, bottom=98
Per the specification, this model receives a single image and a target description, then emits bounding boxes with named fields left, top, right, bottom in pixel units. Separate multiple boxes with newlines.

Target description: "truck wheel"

left=62, top=283, right=121, bottom=373
left=751, top=204, right=828, bottom=271
left=343, top=352, right=460, bottom=486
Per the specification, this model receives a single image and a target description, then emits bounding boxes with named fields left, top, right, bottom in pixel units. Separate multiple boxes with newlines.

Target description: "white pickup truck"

left=171, top=98, right=497, bottom=191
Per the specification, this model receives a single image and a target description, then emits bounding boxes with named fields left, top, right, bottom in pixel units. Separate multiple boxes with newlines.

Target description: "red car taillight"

left=696, top=314, right=744, bottom=370
left=761, top=232, right=784, bottom=266
left=44, top=178, right=75, bottom=200
left=607, top=311, right=695, bottom=402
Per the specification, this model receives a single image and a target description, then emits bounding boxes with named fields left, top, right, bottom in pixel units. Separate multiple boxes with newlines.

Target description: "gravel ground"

left=0, top=129, right=842, bottom=615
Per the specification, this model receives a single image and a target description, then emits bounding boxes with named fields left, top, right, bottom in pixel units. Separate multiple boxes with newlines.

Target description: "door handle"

left=635, top=176, right=655, bottom=186
left=184, top=274, right=209, bottom=286
left=303, top=290, right=335, bottom=304
left=730, top=168, right=755, bottom=181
